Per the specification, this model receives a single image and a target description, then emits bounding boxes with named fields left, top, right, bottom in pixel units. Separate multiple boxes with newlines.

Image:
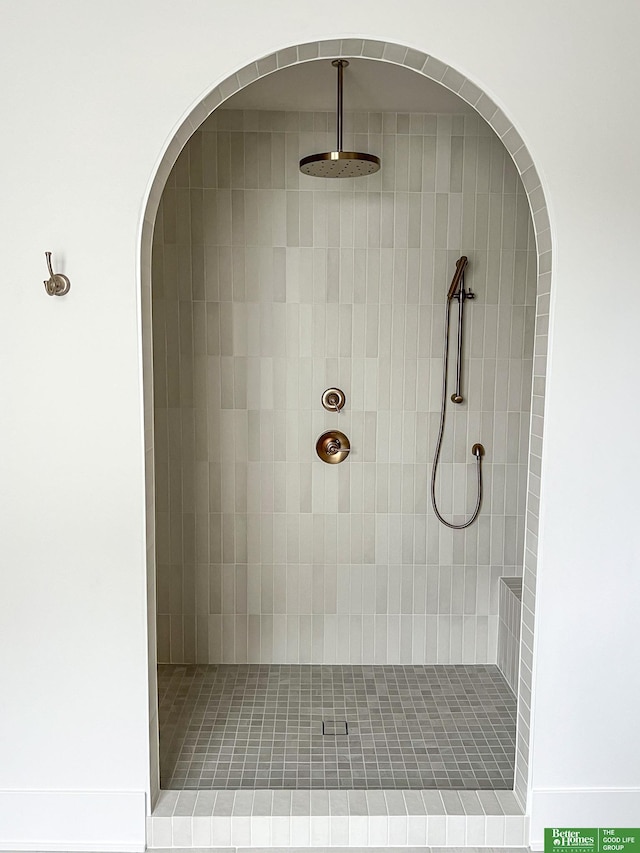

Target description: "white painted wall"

left=1, top=1, right=639, bottom=848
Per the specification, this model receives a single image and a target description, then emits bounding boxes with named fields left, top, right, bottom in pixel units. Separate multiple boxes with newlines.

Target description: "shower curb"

left=148, top=848, right=530, bottom=853
left=147, top=790, right=527, bottom=848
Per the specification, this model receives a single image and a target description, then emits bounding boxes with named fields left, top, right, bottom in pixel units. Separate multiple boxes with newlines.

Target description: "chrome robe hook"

left=44, top=252, right=71, bottom=296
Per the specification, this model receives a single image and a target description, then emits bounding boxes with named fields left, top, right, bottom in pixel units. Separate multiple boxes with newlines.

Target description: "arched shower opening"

left=140, top=39, right=551, bottom=811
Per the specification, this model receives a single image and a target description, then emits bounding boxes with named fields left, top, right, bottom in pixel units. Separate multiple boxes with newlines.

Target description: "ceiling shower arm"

left=334, top=59, right=345, bottom=151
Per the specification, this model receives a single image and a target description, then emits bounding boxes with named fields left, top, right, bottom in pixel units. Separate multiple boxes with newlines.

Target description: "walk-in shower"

left=151, top=56, right=536, bottom=793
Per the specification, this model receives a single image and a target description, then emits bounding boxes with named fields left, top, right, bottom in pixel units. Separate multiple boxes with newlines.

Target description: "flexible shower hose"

left=430, top=298, right=483, bottom=529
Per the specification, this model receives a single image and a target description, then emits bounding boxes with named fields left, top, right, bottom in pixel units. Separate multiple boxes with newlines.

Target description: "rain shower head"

left=299, top=60, right=381, bottom=179
left=447, top=256, right=468, bottom=300
left=299, top=149, right=380, bottom=178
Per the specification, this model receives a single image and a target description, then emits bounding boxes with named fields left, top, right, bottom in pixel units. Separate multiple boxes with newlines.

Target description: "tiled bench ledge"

left=497, top=578, right=523, bottom=695
left=148, top=789, right=527, bottom=848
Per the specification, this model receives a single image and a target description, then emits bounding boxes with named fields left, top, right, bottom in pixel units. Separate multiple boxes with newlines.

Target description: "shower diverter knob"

left=322, top=387, right=346, bottom=412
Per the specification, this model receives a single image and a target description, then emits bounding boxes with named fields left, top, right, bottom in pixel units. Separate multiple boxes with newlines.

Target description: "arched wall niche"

left=139, top=37, right=552, bottom=811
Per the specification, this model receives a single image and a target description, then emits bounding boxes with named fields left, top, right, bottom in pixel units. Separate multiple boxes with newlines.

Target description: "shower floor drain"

left=322, top=720, right=349, bottom=735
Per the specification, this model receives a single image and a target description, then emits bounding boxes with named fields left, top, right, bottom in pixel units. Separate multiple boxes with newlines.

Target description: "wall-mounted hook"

left=44, top=252, right=71, bottom=296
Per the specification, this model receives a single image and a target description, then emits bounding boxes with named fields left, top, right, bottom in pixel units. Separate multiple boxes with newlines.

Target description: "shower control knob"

left=326, top=395, right=340, bottom=410
left=316, top=430, right=351, bottom=464
left=322, top=387, right=346, bottom=412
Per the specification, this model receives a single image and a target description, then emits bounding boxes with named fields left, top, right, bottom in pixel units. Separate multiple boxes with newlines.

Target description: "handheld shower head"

left=447, top=256, right=468, bottom=300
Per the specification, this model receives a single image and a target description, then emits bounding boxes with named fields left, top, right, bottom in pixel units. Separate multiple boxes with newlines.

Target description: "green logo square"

left=545, top=829, right=640, bottom=853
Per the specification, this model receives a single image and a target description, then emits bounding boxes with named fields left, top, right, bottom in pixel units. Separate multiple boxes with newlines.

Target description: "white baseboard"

left=530, top=787, right=640, bottom=850
left=0, top=790, right=146, bottom=852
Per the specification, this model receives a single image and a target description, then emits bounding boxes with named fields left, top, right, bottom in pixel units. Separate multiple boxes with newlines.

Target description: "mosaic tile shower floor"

left=158, top=664, right=516, bottom=790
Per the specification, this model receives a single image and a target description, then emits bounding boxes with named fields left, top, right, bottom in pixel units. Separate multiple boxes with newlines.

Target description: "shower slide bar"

left=431, top=256, right=485, bottom=529
left=451, top=259, right=473, bottom=404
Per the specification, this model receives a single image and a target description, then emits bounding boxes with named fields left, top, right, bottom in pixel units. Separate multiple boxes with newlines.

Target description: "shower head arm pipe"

left=333, top=59, right=347, bottom=151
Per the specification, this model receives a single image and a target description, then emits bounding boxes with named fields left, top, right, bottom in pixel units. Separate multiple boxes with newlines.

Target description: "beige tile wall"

left=152, top=108, right=536, bottom=664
